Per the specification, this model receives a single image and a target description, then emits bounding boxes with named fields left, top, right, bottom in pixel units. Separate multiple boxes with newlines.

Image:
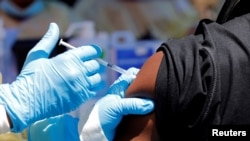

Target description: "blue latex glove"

left=80, top=68, right=155, bottom=141
left=28, top=68, right=153, bottom=141
left=28, top=114, right=80, bottom=141
left=27, top=99, right=98, bottom=141
left=0, top=23, right=102, bottom=132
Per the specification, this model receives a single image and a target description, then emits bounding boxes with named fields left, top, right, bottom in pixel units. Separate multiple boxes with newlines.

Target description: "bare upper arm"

left=125, top=51, right=164, bottom=99
left=114, top=51, right=164, bottom=141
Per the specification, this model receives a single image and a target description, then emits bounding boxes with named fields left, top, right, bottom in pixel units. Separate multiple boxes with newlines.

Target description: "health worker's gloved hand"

left=0, top=23, right=102, bottom=132
left=28, top=114, right=80, bottom=141
left=80, top=68, right=155, bottom=141
left=27, top=98, right=98, bottom=141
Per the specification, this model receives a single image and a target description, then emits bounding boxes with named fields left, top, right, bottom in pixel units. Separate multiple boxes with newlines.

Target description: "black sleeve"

left=154, top=13, right=250, bottom=140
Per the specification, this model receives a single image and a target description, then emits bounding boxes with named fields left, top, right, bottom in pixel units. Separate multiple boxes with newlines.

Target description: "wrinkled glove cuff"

left=0, top=84, right=27, bottom=132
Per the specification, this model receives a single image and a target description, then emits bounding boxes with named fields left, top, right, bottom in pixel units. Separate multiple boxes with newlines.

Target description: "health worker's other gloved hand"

left=80, top=68, right=155, bottom=141
left=0, top=23, right=102, bottom=132
left=28, top=114, right=80, bottom=141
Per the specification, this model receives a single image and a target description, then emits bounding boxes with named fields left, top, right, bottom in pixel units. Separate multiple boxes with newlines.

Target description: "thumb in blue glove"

left=80, top=96, right=154, bottom=141
left=107, top=67, right=139, bottom=97
left=0, top=22, right=103, bottom=132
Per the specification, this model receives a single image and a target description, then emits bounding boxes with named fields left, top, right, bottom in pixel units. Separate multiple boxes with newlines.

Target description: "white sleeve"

left=80, top=105, right=107, bottom=141
left=0, top=104, right=10, bottom=133
left=69, top=98, right=108, bottom=141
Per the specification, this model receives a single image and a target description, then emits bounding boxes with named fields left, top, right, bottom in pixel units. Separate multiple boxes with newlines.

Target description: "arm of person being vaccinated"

left=114, top=51, right=163, bottom=141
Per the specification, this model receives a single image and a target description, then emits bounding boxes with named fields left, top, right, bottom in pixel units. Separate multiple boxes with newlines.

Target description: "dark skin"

left=114, top=51, right=164, bottom=141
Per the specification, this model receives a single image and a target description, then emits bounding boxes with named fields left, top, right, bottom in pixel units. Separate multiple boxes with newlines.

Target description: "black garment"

left=155, top=13, right=250, bottom=140
left=217, top=0, right=250, bottom=24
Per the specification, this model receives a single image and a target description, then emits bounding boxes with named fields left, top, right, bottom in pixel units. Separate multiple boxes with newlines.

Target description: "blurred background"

left=0, top=0, right=224, bottom=140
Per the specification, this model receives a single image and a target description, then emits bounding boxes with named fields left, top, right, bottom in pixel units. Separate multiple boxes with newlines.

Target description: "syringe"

left=59, top=39, right=135, bottom=77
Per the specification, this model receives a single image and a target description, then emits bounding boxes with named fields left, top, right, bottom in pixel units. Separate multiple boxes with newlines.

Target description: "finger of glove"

left=86, top=73, right=102, bottom=89
left=82, top=60, right=102, bottom=89
left=127, top=67, right=140, bottom=75
left=108, top=67, right=140, bottom=96
left=82, top=60, right=101, bottom=76
left=117, top=98, right=154, bottom=115
left=23, top=23, right=59, bottom=67
left=69, top=45, right=102, bottom=61
left=89, top=79, right=106, bottom=92
left=111, top=67, right=139, bottom=86
left=108, top=69, right=138, bottom=95
left=107, top=80, right=130, bottom=97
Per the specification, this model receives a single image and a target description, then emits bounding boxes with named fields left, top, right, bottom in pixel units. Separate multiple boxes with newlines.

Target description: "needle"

left=59, top=39, right=135, bottom=77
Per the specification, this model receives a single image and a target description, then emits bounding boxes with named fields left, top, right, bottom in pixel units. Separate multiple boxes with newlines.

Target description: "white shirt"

left=0, top=104, right=10, bottom=133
